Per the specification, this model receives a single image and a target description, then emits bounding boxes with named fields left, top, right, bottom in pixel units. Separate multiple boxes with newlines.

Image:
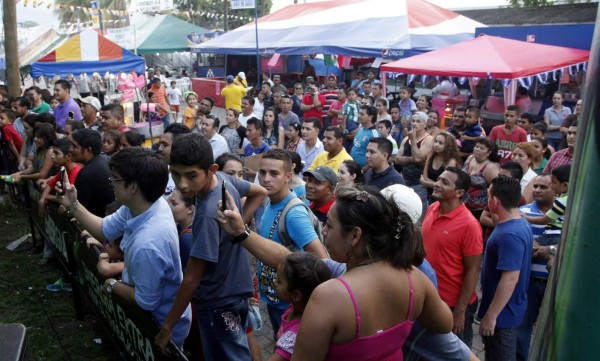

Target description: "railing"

left=23, top=181, right=188, bottom=361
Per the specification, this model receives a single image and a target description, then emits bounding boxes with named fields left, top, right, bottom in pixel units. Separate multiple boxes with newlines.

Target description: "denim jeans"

left=451, top=298, right=478, bottom=349
left=483, top=327, right=518, bottom=361
left=196, top=298, right=251, bottom=361
left=516, top=277, right=548, bottom=361
left=267, top=304, right=287, bottom=340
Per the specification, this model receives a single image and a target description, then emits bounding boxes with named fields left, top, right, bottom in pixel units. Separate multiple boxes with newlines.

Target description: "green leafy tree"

left=54, top=0, right=128, bottom=28
left=175, top=0, right=273, bottom=30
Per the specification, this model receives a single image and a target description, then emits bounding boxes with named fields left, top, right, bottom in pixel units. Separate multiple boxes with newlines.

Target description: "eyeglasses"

left=108, top=176, right=125, bottom=185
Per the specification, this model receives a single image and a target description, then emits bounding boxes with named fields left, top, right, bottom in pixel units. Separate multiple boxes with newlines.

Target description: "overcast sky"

left=16, top=0, right=511, bottom=27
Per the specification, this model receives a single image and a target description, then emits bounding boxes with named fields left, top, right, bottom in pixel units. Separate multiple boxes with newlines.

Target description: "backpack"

left=265, top=196, right=325, bottom=250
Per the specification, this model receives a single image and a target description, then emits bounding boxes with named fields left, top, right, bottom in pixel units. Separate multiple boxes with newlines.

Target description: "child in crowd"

left=216, top=152, right=244, bottom=179
left=341, top=88, right=361, bottom=150
left=182, top=91, right=198, bottom=130
left=49, top=97, right=59, bottom=114
left=167, top=189, right=193, bottom=271
left=522, top=164, right=570, bottom=251
left=167, top=81, right=183, bottom=120
left=63, top=121, right=84, bottom=139
left=244, top=118, right=271, bottom=180
left=101, top=130, right=121, bottom=158
left=398, top=86, right=417, bottom=120
left=531, top=122, right=556, bottom=156
left=120, top=130, right=145, bottom=149
left=285, top=123, right=302, bottom=153
left=219, top=108, right=248, bottom=155
left=376, top=120, right=398, bottom=155
left=0, top=109, right=24, bottom=171
left=37, top=138, right=82, bottom=214
left=460, top=107, right=483, bottom=154
left=272, top=253, right=332, bottom=361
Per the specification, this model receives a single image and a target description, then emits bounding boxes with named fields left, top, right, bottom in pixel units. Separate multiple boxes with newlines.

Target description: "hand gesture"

left=54, top=170, right=78, bottom=210
left=217, top=190, right=246, bottom=236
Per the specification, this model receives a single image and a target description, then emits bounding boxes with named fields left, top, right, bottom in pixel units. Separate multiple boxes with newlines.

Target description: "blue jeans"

left=267, top=304, right=287, bottom=340
left=196, top=298, right=251, bottom=361
left=451, top=298, right=478, bottom=349
left=483, top=327, right=518, bottom=361
left=516, top=277, right=547, bottom=361
left=161, top=113, right=171, bottom=128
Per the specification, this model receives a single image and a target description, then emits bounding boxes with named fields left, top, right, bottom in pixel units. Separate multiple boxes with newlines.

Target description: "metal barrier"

left=25, top=181, right=188, bottom=361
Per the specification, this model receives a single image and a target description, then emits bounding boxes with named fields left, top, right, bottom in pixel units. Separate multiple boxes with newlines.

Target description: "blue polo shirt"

left=103, top=198, right=192, bottom=345
left=53, top=98, right=82, bottom=129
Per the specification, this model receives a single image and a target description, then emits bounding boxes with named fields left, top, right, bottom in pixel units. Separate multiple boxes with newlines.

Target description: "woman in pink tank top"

left=291, top=185, right=453, bottom=361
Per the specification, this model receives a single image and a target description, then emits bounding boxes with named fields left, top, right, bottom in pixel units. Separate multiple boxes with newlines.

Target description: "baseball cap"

left=273, top=74, right=281, bottom=80
left=237, top=71, right=246, bottom=80
left=227, top=75, right=234, bottom=83
left=327, top=74, right=337, bottom=80
left=412, top=111, right=428, bottom=123
left=303, top=166, right=337, bottom=187
left=380, top=184, right=422, bottom=225
left=80, top=96, right=101, bottom=111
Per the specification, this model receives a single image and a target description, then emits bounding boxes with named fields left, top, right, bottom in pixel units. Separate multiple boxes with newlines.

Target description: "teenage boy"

left=257, top=149, right=327, bottom=338
left=340, top=88, right=361, bottom=143
left=489, top=105, right=528, bottom=165
left=479, top=176, right=532, bottom=361
left=296, top=118, right=324, bottom=172
left=156, top=133, right=267, bottom=360
left=56, top=148, right=192, bottom=348
left=0, top=109, right=23, bottom=169
left=244, top=118, right=271, bottom=157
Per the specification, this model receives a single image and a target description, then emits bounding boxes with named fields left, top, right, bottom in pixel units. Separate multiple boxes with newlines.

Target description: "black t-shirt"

left=75, top=155, right=115, bottom=217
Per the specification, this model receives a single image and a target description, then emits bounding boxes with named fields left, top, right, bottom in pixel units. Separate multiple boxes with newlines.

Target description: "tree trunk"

left=3, top=0, right=20, bottom=96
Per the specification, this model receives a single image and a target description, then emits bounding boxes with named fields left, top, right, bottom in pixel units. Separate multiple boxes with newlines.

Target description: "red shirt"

left=489, top=125, right=528, bottom=166
left=302, top=93, right=326, bottom=122
left=1, top=124, right=23, bottom=153
left=48, top=164, right=83, bottom=195
left=309, top=197, right=334, bottom=225
left=543, top=147, right=573, bottom=173
left=422, top=202, right=483, bottom=307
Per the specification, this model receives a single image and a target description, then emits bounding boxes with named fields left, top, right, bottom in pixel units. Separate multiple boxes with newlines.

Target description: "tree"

left=175, top=0, right=273, bottom=30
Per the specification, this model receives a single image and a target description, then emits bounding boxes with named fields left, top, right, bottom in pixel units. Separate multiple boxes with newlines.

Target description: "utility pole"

left=224, top=0, right=228, bottom=31
left=3, top=0, right=20, bottom=96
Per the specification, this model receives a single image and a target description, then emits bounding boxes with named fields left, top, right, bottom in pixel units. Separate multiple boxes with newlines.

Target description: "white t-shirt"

left=167, top=88, right=182, bottom=105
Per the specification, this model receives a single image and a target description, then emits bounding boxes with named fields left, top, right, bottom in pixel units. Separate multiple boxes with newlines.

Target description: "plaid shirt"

left=543, top=147, right=573, bottom=173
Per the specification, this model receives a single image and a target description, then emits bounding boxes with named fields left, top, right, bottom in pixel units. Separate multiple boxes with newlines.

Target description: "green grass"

left=0, top=200, right=119, bottom=361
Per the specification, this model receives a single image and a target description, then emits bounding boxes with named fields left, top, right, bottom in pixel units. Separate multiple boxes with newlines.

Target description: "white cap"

left=380, top=184, right=422, bottom=225
left=80, top=96, right=101, bottom=111
left=238, top=71, right=246, bottom=80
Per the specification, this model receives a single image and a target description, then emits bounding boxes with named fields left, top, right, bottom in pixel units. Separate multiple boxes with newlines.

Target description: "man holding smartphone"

left=301, top=84, right=325, bottom=128
left=53, top=79, right=82, bottom=130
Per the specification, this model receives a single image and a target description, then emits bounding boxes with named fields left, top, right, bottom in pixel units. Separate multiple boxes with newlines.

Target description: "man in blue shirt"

left=479, top=176, right=533, bottom=361
left=56, top=148, right=192, bottom=346
left=53, top=79, right=82, bottom=129
left=351, top=105, right=380, bottom=170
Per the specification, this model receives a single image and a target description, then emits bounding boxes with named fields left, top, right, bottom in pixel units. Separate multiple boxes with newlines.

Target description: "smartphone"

left=68, top=111, right=74, bottom=119
left=59, top=166, right=66, bottom=194
left=221, top=180, right=227, bottom=212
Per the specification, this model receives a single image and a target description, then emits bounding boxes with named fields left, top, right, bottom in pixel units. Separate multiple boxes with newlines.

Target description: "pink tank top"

left=325, top=272, right=415, bottom=361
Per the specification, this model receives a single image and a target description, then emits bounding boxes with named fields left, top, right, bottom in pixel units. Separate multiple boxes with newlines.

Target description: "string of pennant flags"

left=16, top=0, right=255, bottom=22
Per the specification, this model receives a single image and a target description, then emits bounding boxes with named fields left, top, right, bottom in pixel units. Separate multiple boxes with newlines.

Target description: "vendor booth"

left=380, top=35, right=590, bottom=129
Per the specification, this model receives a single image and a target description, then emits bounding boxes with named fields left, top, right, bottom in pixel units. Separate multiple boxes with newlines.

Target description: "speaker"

left=0, top=323, right=30, bottom=361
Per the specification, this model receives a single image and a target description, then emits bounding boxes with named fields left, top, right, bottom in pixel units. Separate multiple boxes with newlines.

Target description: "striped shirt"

left=545, top=194, right=568, bottom=233
left=520, top=201, right=548, bottom=279
left=543, top=148, right=573, bottom=173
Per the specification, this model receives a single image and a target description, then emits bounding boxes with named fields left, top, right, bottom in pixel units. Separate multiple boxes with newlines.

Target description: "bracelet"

left=67, top=200, right=79, bottom=215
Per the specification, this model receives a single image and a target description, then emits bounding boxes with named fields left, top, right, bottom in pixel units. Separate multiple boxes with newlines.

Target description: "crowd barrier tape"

left=25, top=182, right=188, bottom=361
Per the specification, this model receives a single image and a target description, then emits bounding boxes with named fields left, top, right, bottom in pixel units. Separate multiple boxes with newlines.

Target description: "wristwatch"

left=342, top=129, right=349, bottom=136
left=549, top=245, right=557, bottom=256
left=106, top=279, right=119, bottom=295
left=230, top=225, right=251, bottom=244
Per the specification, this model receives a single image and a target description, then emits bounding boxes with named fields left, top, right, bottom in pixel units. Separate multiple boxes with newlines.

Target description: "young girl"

left=283, top=123, right=300, bottom=153
left=420, top=131, right=459, bottom=203
left=426, top=109, right=440, bottom=138
left=167, top=189, right=194, bottom=271
left=375, top=98, right=391, bottom=122
left=416, top=95, right=429, bottom=112
left=101, top=130, right=121, bottom=158
left=254, top=90, right=266, bottom=119
left=270, top=252, right=332, bottom=361
left=288, top=151, right=307, bottom=204
left=216, top=153, right=244, bottom=179
left=219, top=108, right=247, bottom=155
left=530, top=137, right=549, bottom=174
left=262, top=107, right=285, bottom=149
left=531, top=122, right=556, bottom=156
left=182, top=91, right=198, bottom=130
left=336, top=159, right=364, bottom=187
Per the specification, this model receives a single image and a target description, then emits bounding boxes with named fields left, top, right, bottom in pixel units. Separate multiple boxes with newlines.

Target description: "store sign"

left=136, top=0, right=174, bottom=12
left=106, top=27, right=133, bottom=49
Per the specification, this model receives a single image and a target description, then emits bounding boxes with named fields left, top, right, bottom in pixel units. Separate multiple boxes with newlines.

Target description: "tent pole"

left=254, top=0, right=260, bottom=87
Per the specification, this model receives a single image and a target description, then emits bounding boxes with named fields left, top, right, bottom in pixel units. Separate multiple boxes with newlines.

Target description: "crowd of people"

left=0, top=67, right=581, bottom=361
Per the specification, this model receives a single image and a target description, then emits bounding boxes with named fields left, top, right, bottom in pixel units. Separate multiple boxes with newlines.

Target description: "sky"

left=16, top=0, right=511, bottom=27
